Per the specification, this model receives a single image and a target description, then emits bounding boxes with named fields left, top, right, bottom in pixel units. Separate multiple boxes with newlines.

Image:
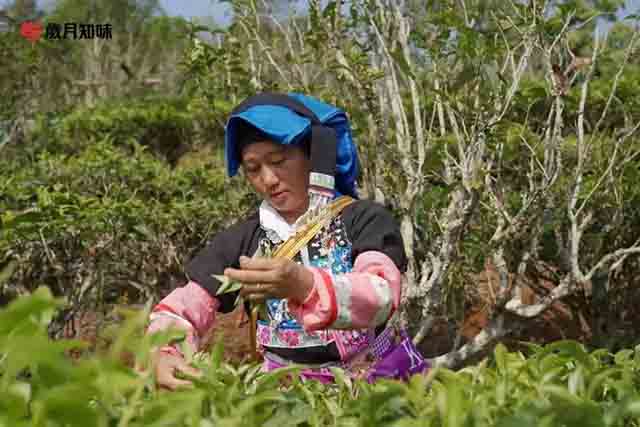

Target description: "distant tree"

left=6, top=0, right=38, bottom=20
left=43, top=0, right=190, bottom=106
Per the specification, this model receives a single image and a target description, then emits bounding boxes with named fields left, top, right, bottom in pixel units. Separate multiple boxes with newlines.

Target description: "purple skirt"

left=260, top=328, right=429, bottom=384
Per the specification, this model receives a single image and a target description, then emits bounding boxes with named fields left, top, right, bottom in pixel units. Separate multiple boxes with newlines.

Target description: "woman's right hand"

left=152, top=348, right=202, bottom=391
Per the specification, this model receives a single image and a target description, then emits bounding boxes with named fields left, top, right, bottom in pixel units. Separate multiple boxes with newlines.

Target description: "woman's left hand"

left=223, top=256, right=314, bottom=303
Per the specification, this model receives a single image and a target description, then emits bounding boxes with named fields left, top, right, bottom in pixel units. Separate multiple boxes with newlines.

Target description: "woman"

left=148, top=93, right=426, bottom=390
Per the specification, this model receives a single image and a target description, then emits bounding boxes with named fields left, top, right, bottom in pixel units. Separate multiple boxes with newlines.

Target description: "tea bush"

left=23, top=96, right=227, bottom=166
left=0, top=116, right=254, bottom=335
left=1, top=288, right=639, bottom=427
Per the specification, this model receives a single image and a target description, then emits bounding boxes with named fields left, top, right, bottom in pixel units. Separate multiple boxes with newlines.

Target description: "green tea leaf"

left=213, top=274, right=244, bottom=295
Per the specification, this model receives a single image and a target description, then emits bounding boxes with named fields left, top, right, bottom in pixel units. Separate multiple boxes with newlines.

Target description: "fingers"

left=240, top=283, right=273, bottom=294
left=161, top=377, right=195, bottom=391
left=223, top=257, right=301, bottom=301
left=239, top=283, right=273, bottom=301
left=239, top=256, right=280, bottom=270
left=224, top=267, right=280, bottom=284
left=177, top=362, right=202, bottom=379
left=154, top=352, right=202, bottom=391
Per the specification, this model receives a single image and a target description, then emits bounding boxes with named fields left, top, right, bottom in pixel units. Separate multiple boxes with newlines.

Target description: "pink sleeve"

left=146, top=280, right=219, bottom=355
left=288, top=251, right=402, bottom=332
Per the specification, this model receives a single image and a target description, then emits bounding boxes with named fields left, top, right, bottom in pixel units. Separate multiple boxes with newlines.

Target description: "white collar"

left=258, top=190, right=333, bottom=242
left=259, top=200, right=301, bottom=241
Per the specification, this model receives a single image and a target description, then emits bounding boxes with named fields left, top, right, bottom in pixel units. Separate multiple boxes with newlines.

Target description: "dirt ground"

left=205, top=306, right=254, bottom=363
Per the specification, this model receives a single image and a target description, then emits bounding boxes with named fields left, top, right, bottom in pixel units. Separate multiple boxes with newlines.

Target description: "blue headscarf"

left=224, top=93, right=360, bottom=198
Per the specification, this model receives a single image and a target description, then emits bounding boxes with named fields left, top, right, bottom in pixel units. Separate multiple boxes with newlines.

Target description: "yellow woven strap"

left=272, top=195, right=355, bottom=260
left=249, top=195, right=355, bottom=360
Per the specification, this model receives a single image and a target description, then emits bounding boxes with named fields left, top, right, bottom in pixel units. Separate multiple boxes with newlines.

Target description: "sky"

left=157, top=0, right=231, bottom=25
left=0, top=0, right=232, bottom=23
left=1, top=0, right=638, bottom=27
left=0, top=0, right=302, bottom=26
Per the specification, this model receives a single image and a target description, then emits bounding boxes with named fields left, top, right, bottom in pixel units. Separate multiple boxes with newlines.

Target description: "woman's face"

left=241, top=140, right=311, bottom=223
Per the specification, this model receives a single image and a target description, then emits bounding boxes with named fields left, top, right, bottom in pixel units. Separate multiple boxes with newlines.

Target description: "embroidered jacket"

left=147, top=199, right=406, bottom=364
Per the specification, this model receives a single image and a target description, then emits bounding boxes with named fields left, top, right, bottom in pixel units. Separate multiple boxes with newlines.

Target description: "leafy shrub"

left=1, top=289, right=640, bottom=427
left=0, top=135, right=253, bottom=335
left=25, top=96, right=227, bottom=167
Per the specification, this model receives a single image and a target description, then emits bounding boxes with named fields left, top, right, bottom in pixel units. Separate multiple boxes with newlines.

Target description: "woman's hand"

left=224, top=256, right=314, bottom=303
left=152, top=348, right=202, bottom=391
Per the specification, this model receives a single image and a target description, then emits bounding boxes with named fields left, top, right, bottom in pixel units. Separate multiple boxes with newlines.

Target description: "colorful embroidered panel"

left=257, top=215, right=372, bottom=360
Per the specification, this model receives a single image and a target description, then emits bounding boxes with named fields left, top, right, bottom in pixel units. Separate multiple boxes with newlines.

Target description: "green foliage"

left=0, top=21, right=41, bottom=123
left=51, top=97, right=201, bottom=165
left=1, top=290, right=640, bottom=426
left=0, top=118, right=251, bottom=325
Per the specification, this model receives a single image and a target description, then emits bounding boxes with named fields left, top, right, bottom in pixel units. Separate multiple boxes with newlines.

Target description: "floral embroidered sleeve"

left=289, top=251, right=402, bottom=331
left=289, top=200, right=406, bottom=332
left=147, top=214, right=261, bottom=356
left=146, top=281, right=220, bottom=356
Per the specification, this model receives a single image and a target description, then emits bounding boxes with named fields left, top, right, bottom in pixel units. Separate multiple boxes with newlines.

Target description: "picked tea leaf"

left=213, top=274, right=244, bottom=295
left=174, top=369, right=209, bottom=388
